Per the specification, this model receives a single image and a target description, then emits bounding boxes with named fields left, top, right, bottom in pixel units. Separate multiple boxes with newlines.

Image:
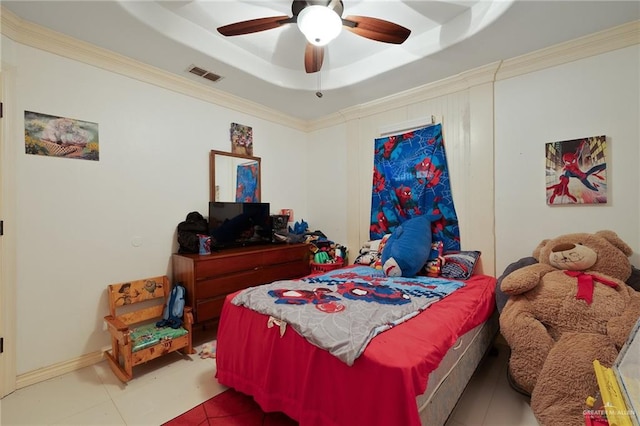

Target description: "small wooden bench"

left=104, top=275, right=194, bottom=382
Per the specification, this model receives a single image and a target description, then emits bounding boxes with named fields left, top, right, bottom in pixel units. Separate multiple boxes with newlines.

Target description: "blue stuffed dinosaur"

left=381, top=214, right=440, bottom=277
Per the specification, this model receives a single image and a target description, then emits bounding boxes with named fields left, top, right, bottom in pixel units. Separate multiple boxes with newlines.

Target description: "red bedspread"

left=215, top=273, right=496, bottom=426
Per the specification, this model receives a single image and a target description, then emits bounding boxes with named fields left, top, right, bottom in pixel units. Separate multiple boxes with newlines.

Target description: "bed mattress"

left=417, top=311, right=499, bottom=425
left=216, top=271, right=497, bottom=426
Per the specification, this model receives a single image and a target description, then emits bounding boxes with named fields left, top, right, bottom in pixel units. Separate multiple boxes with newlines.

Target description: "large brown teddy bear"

left=500, top=230, right=640, bottom=426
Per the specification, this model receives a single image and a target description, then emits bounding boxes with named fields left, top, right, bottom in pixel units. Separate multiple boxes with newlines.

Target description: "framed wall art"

left=24, top=111, right=99, bottom=161
left=230, top=122, right=253, bottom=156
left=545, top=135, right=607, bottom=205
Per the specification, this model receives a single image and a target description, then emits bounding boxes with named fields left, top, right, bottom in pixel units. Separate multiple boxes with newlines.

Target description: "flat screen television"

left=208, top=202, right=272, bottom=249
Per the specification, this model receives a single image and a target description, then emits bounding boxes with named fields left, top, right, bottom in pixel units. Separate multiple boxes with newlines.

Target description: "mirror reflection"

left=210, top=150, right=261, bottom=202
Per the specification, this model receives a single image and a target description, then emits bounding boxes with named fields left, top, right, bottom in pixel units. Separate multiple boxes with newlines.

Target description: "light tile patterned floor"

left=1, top=333, right=538, bottom=426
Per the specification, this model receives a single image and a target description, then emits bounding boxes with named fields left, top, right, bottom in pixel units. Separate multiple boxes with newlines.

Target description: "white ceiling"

left=3, top=1, right=640, bottom=121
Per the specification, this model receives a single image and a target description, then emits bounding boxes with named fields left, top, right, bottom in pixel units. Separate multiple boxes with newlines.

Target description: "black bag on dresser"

left=177, top=211, right=208, bottom=254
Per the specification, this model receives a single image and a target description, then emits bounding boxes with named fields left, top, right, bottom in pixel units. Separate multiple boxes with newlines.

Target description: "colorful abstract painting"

left=235, top=160, right=260, bottom=202
left=370, top=123, right=460, bottom=252
left=230, top=122, right=253, bottom=156
left=24, top=111, right=99, bottom=161
left=545, top=135, right=607, bottom=205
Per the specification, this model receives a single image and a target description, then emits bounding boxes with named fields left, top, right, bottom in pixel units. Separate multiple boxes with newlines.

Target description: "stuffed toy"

left=499, top=230, right=640, bottom=426
left=495, top=259, right=640, bottom=315
left=380, top=214, right=439, bottom=277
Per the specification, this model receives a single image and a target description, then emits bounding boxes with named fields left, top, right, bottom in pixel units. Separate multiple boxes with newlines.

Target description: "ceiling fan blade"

left=304, top=43, right=324, bottom=73
left=343, top=15, right=411, bottom=44
left=217, top=15, right=290, bottom=36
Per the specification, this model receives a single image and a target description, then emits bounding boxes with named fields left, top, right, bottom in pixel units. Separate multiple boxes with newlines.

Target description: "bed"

left=215, top=264, right=497, bottom=426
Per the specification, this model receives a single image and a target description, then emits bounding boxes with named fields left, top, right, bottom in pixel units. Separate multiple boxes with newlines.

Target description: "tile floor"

left=1, top=331, right=539, bottom=426
left=445, top=342, right=539, bottom=426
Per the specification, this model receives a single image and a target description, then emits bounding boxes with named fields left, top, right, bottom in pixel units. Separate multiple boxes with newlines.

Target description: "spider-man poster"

left=545, top=135, right=607, bottom=205
left=370, top=123, right=460, bottom=252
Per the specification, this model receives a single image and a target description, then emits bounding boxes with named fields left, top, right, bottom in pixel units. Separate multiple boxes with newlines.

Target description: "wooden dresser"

left=172, top=243, right=310, bottom=325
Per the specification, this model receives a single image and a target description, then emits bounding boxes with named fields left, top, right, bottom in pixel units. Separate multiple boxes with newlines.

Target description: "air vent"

left=187, top=65, right=223, bottom=83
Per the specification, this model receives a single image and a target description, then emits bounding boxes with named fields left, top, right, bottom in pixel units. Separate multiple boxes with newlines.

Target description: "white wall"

left=306, top=123, right=348, bottom=247
left=257, top=124, right=310, bottom=221
left=494, top=45, right=640, bottom=274
left=4, top=38, right=308, bottom=375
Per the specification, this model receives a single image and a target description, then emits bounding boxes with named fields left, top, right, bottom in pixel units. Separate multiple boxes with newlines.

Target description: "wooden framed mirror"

left=210, top=150, right=261, bottom=202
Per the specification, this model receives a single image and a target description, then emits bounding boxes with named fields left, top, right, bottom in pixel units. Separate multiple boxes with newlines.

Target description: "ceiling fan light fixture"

left=297, top=5, right=342, bottom=46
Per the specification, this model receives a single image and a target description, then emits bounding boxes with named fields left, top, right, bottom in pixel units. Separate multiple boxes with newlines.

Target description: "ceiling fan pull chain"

left=316, top=72, right=323, bottom=98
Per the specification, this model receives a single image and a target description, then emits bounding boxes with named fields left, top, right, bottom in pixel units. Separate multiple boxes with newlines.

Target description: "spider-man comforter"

left=231, top=266, right=464, bottom=365
left=216, top=268, right=496, bottom=426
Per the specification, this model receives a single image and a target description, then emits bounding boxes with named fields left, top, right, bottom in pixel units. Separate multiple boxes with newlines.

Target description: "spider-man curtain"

left=235, top=161, right=259, bottom=202
left=370, top=123, right=460, bottom=252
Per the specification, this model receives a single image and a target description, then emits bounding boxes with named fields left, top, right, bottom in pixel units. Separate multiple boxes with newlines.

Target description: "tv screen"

left=208, top=202, right=272, bottom=249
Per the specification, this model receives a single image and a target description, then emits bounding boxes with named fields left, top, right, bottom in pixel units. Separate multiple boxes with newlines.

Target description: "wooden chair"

left=104, top=275, right=194, bottom=382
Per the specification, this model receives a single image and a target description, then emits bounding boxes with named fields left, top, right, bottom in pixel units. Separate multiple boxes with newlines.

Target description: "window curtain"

left=370, top=123, right=460, bottom=252
left=235, top=161, right=259, bottom=202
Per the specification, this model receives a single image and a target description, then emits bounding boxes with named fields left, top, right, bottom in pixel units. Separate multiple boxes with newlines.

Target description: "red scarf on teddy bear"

left=564, top=271, right=619, bottom=304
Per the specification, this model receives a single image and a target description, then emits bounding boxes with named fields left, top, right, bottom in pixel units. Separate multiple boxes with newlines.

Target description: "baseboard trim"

left=16, top=347, right=110, bottom=389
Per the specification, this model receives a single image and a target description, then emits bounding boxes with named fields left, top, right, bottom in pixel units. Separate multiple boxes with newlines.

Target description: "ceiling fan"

left=217, top=0, right=411, bottom=74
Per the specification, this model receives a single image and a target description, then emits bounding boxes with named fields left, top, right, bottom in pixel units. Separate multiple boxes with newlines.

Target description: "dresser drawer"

left=259, top=245, right=308, bottom=265
left=195, top=245, right=308, bottom=279
left=172, top=243, right=311, bottom=325
left=196, top=297, right=226, bottom=324
left=197, top=269, right=263, bottom=300
left=195, top=255, right=260, bottom=279
left=261, top=262, right=311, bottom=283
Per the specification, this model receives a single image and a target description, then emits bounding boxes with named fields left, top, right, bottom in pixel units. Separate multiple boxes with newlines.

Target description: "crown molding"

left=2, top=7, right=638, bottom=134
left=0, top=7, right=309, bottom=132
left=496, top=20, right=639, bottom=81
left=348, top=61, right=502, bottom=121
left=308, top=62, right=502, bottom=131
left=308, top=19, right=639, bottom=131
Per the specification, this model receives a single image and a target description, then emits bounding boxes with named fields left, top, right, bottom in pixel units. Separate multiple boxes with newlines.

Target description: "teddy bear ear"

left=595, top=230, right=633, bottom=257
left=532, top=239, right=550, bottom=261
